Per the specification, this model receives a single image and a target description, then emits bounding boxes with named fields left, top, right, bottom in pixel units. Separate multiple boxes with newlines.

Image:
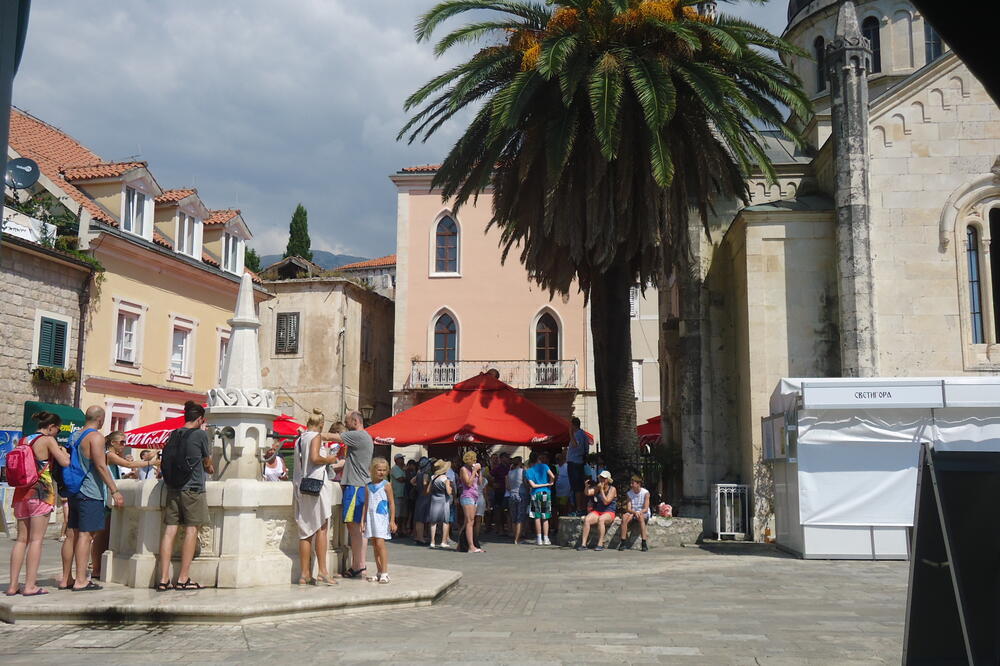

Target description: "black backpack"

left=161, top=428, right=199, bottom=489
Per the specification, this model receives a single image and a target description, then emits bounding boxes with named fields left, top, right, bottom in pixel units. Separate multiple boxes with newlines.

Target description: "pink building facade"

left=390, top=166, right=661, bottom=439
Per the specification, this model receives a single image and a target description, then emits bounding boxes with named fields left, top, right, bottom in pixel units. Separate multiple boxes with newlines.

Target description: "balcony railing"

left=409, top=360, right=578, bottom=390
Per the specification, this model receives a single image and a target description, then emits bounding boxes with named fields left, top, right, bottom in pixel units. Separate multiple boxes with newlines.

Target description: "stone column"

left=827, top=0, right=879, bottom=377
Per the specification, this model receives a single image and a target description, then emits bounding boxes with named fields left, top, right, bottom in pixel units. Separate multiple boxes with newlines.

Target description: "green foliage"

left=245, top=246, right=262, bottom=272
left=31, top=366, right=79, bottom=385
left=283, top=204, right=313, bottom=261
left=6, top=191, right=79, bottom=237
left=401, top=0, right=809, bottom=294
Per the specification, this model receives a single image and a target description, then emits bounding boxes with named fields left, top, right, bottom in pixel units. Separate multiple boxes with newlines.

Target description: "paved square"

left=0, top=536, right=907, bottom=663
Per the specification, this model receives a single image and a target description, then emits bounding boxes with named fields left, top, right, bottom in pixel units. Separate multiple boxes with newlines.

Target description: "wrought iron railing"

left=409, top=360, right=578, bottom=389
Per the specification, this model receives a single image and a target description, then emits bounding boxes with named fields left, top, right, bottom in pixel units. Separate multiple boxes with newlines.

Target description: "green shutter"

left=37, top=317, right=68, bottom=367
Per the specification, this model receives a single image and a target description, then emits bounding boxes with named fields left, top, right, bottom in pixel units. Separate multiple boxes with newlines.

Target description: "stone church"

left=663, top=0, right=1000, bottom=536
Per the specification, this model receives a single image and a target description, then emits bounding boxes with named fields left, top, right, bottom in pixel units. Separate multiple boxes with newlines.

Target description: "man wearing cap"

left=390, top=454, right=408, bottom=535
left=578, top=470, right=618, bottom=551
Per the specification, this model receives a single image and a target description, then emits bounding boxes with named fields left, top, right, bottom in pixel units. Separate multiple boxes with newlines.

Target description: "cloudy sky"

left=13, top=1, right=787, bottom=259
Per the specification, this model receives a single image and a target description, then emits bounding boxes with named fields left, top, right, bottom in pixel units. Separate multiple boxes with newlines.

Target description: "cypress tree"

left=244, top=247, right=262, bottom=272
left=283, top=204, right=312, bottom=261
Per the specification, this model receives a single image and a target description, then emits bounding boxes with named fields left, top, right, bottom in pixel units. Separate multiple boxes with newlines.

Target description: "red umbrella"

left=368, top=372, right=570, bottom=448
left=637, top=415, right=661, bottom=447
left=125, top=413, right=304, bottom=449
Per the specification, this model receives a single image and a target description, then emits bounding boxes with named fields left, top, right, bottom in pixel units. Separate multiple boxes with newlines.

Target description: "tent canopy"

left=125, top=413, right=303, bottom=449
left=22, top=401, right=86, bottom=447
left=368, top=373, right=570, bottom=448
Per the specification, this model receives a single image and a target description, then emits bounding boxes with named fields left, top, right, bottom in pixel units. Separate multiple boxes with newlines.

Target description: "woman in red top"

left=6, top=412, right=71, bottom=596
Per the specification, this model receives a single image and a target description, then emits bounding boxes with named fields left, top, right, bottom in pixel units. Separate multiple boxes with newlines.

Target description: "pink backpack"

left=6, top=435, right=42, bottom=488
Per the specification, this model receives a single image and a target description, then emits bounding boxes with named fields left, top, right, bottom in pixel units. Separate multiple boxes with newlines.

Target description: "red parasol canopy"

left=637, top=415, right=661, bottom=447
left=124, top=413, right=304, bottom=449
left=368, top=373, right=570, bottom=448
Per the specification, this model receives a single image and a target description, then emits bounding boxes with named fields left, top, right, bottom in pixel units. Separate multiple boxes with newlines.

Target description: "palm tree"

left=401, top=0, right=808, bottom=488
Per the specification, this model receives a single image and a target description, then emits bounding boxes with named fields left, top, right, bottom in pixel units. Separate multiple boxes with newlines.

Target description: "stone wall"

left=0, top=241, right=90, bottom=429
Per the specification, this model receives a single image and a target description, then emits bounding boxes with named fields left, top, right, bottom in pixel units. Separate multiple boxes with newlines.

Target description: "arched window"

left=924, top=22, right=943, bottom=63
left=814, top=36, right=826, bottom=92
left=535, top=312, right=560, bottom=385
left=862, top=17, right=881, bottom=73
left=435, top=216, right=459, bottom=273
left=967, top=226, right=985, bottom=344
left=991, top=209, right=1000, bottom=340
left=433, top=313, right=457, bottom=363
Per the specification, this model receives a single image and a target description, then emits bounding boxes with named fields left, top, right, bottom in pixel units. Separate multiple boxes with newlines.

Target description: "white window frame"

left=222, top=231, right=244, bottom=274
left=31, top=309, right=73, bottom=370
left=111, top=298, right=147, bottom=375
left=122, top=185, right=154, bottom=240
left=167, top=314, right=198, bottom=384
left=175, top=211, right=202, bottom=258
left=104, top=399, right=142, bottom=433
left=217, top=327, right=231, bottom=384
left=428, top=210, right=462, bottom=278
left=160, top=403, right=184, bottom=420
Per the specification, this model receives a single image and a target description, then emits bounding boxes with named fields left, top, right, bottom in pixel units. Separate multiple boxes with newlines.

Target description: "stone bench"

left=556, top=515, right=704, bottom=549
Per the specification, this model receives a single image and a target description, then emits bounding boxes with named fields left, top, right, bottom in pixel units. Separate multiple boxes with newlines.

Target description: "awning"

left=368, top=372, right=570, bottom=448
left=21, top=401, right=86, bottom=446
left=637, top=415, right=661, bottom=447
left=125, top=413, right=304, bottom=449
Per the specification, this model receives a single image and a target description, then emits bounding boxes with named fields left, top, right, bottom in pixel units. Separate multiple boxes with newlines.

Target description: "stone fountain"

left=104, top=273, right=343, bottom=588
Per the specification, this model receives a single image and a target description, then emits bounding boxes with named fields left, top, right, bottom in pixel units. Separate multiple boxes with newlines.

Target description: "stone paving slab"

left=0, top=563, right=460, bottom=624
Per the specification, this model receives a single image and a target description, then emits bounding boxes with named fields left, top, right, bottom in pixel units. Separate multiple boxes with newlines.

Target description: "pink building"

left=390, top=166, right=662, bottom=438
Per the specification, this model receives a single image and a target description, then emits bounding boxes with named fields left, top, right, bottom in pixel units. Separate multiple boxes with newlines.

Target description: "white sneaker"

left=536, top=536, right=543, bottom=545
left=543, top=536, right=551, bottom=545
left=428, top=543, right=437, bottom=549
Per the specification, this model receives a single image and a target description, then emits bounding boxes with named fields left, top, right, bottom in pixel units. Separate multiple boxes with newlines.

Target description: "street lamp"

left=360, top=405, right=374, bottom=423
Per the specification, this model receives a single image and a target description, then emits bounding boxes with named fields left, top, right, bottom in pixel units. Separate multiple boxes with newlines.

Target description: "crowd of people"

left=6, top=404, right=652, bottom=597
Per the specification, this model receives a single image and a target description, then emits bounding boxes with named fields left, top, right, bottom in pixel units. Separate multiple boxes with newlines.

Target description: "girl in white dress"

left=363, top=457, right=396, bottom=583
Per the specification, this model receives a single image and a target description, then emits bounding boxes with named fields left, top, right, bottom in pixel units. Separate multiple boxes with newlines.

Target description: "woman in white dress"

left=293, top=409, right=340, bottom=586
left=262, top=446, right=288, bottom=481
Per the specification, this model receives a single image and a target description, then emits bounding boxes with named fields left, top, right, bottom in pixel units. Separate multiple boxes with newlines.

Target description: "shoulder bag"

left=297, top=434, right=324, bottom=496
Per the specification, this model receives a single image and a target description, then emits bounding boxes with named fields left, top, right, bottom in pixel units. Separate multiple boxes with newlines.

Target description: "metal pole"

left=1, top=0, right=32, bottom=263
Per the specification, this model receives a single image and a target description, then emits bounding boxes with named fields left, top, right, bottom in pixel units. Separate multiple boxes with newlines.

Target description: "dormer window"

left=124, top=187, right=147, bottom=237
left=176, top=213, right=200, bottom=257
left=222, top=231, right=243, bottom=274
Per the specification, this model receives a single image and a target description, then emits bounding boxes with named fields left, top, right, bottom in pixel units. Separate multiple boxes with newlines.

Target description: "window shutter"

left=52, top=320, right=67, bottom=367
left=629, top=285, right=640, bottom=318
left=287, top=313, right=299, bottom=353
left=275, top=313, right=288, bottom=353
left=276, top=313, right=300, bottom=354
left=38, top=318, right=54, bottom=367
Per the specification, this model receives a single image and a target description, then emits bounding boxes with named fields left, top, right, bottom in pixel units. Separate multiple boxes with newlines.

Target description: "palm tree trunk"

left=589, top=258, right=639, bottom=488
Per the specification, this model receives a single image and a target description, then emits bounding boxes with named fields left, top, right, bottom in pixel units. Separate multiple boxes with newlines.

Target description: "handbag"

left=297, top=435, right=324, bottom=496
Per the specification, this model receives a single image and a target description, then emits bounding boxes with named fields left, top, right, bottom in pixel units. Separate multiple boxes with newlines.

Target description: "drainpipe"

left=338, top=283, right=348, bottom=420
left=73, top=271, right=92, bottom=408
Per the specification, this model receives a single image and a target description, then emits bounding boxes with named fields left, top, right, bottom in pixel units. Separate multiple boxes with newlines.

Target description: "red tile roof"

left=8, top=108, right=118, bottom=225
left=156, top=188, right=197, bottom=204
left=62, top=161, right=146, bottom=182
left=336, top=254, right=396, bottom=270
left=205, top=209, right=239, bottom=226
left=152, top=231, right=173, bottom=249
left=399, top=164, right=440, bottom=173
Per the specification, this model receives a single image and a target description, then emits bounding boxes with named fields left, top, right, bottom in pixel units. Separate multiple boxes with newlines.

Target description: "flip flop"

left=22, top=588, right=48, bottom=596
left=57, top=580, right=75, bottom=591
left=315, top=576, right=338, bottom=586
left=341, top=567, right=366, bottom=579
left=71, top=581, right=102, bottom=592
left=4, top=589, right=20, bottom=597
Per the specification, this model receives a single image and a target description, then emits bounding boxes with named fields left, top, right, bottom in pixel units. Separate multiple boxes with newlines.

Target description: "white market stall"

left=765, top=377, right=1000, bottom=560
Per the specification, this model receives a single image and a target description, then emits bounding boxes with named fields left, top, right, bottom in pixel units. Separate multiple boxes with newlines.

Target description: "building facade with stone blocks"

left=389, top=168, right=661, bottom=442
left=7, top=108, right=269, bottom=432
left=334, top=254, right=397, bottom=300
left=663, top=0, right=1000, bottom=537
left=0, top=233, right=94, bottom=430
left=259, top=276, right=394, bottom=428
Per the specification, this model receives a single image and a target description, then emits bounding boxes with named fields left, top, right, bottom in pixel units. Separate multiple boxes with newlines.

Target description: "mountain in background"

left=260, top=250, right=367, bottom=271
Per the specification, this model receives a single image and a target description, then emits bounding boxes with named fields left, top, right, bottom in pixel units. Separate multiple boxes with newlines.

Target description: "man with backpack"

left=60, top=406, right=123, bottom=592
left=156, top=401, right=214, bottom=591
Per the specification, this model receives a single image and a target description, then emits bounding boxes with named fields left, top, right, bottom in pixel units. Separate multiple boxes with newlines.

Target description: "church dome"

left=787, top=0, right=809, bottom=22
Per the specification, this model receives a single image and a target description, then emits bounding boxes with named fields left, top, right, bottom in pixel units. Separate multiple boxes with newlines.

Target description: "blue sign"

left=0, top=430, right=23, bottom=467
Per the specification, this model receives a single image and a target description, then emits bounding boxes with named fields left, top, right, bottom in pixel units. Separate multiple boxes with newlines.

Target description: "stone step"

left=0, top=563, right=460, bottom=625
left=555, top=515, right=704, bottom=549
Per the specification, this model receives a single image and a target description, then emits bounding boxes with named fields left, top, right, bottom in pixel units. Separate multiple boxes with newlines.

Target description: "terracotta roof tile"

left=152, top=231, right=173, bottom=249
left=399, top=164, right=440, bottom=173
left=245, top=268, right=262, bottom=284
left=336, top=254, right=396, bottom=270
left=155, top=188, right=197, bottom=204
left=202, top=252, right=220, bottom=267
left=8, top=108, right=118, bottom=225
left=62, top=161, right=146, bottom=181
left=205, top=209, right=239, bottom=226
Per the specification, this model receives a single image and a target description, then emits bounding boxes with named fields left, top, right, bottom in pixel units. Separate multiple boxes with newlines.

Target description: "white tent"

left=766, top=377, right=1000, bottom=559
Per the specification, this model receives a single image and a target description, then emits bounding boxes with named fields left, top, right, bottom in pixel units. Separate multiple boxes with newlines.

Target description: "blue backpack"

left=62, top=428, right=96, bottom=496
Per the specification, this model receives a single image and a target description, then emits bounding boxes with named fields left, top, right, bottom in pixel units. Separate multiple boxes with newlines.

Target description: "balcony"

left=409, top=360, right=578, bottom=390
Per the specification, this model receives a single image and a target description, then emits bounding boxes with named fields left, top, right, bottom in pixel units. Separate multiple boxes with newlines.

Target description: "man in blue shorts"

left=328, top=411, right=373, bottom=577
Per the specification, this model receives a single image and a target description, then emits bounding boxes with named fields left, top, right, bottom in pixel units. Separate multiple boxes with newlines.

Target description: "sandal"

left=297, top=577, right=314, bottom=586
left=57, top=579, right=75, bottom=591
left=175, top=579, right=203, bottom=590
left=72, top=581, right=102, bottom=592
left=4, top=588, right=20, bottom=597
left=341, top=567, right=366, bottom=579
left=377, top=573, right=390, bottom=584
left=365, top=574, right=379, bottom=582
left=315, top=575, right=338, bottom=586
left=22, top=588, right=49, bottom=596
left=154, top=582, right=172, bottom=592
